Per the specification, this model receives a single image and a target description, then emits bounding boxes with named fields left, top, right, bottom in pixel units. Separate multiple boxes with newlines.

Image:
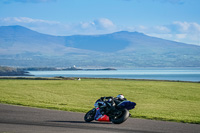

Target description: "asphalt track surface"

left=0, top=104, right=199, bottom=133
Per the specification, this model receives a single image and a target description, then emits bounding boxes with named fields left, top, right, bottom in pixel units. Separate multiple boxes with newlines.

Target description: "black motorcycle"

left=84, top=97, right=134, bottom=124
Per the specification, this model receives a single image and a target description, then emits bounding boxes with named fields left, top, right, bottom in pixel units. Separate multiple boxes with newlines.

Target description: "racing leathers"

left=94, top=96, right=136, bottom=120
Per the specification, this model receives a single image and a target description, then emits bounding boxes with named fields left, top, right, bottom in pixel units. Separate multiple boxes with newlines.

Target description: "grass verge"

left=0, top=78, right=200, bottom=124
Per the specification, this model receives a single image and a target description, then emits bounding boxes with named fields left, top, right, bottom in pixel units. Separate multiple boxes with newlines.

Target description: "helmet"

left=108, top=98, right=112, bottom=102
left=117, top=94, right=124, bottom=100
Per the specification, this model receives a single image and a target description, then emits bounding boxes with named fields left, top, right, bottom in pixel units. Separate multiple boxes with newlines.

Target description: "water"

left=28, top=68, right=200, bottom=82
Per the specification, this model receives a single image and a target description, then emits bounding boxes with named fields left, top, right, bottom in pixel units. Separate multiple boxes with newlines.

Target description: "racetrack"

left=0, top=104, right=199, bottom=133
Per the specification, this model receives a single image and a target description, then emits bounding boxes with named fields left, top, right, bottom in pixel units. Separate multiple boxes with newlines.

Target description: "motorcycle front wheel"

left=84, top=109, right=96, bottom=122
left=111, top=109, right=129, bottom=124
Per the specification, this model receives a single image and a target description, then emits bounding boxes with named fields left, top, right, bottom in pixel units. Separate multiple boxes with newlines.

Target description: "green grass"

left=0, top=78, right=200, bottom=124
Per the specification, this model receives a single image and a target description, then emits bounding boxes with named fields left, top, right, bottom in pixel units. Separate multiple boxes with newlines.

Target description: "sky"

left=0, top=0, right=200, bottom=45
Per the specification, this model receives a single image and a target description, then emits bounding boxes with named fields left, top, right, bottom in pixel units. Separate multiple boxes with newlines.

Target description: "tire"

left=111, top=109, right=129, bottom=124
left=84, top=109, right=96, bottom=122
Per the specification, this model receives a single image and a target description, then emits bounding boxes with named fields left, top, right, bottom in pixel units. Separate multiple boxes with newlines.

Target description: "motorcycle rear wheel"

left=84, top=109, right=96, bottom=122
left=111, top=109, right=129, bottom=124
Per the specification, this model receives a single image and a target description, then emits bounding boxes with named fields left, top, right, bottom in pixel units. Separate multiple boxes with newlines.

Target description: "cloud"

left=0, top=17, right=61, bottom=27
left=94, top=18, right=116, bottom=30
left=123, top=21, right=200, bottom=45
left=1, top=0, right=57, bottom=4
left=172, top=21, right=200, bottom=33
left=0, top=17, right=57, bottom=24
left=141, top=22, right=200, bottom=45
left=75, top=18, right=117, bottom=35
left=79, top=18, right=116, bottom=31
left=175, top=34, right=187, bottom=39
left=0, top=17, right=68, bottom=35
left=0, top=17, right=117, bottom=36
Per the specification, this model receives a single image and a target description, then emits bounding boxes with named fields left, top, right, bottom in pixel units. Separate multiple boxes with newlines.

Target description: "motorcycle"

left=84, top=97, right=135, bottom=124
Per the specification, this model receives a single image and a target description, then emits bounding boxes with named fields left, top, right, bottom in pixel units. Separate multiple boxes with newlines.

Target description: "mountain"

left=0, top=25, right=200, bottom=68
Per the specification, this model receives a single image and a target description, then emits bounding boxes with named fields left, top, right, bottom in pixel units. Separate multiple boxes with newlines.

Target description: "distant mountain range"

left=0, top=25, right=200, bottom=68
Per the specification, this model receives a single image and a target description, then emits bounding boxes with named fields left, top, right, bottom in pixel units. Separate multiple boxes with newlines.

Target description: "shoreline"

left=0, top=76, right=199, bottom=83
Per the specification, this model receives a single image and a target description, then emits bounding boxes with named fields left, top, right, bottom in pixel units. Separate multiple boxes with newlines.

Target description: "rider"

left=94, top=94, right=136, bottom=120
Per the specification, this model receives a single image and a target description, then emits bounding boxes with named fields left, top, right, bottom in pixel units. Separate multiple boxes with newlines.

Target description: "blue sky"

left=0, top=0, right=200, bottom=45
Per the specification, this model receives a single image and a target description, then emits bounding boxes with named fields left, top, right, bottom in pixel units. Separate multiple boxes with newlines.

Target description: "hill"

left=0, top=25, right=200, bottom=67
left=0, top=66, right=31, bottom=76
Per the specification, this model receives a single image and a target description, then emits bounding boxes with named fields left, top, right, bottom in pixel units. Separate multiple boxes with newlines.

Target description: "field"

left=0, top=78, right=200, bottom=124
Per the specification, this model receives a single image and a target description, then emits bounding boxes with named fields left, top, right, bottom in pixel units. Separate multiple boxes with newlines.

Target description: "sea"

left=28, top=67, right=200, bottom=82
